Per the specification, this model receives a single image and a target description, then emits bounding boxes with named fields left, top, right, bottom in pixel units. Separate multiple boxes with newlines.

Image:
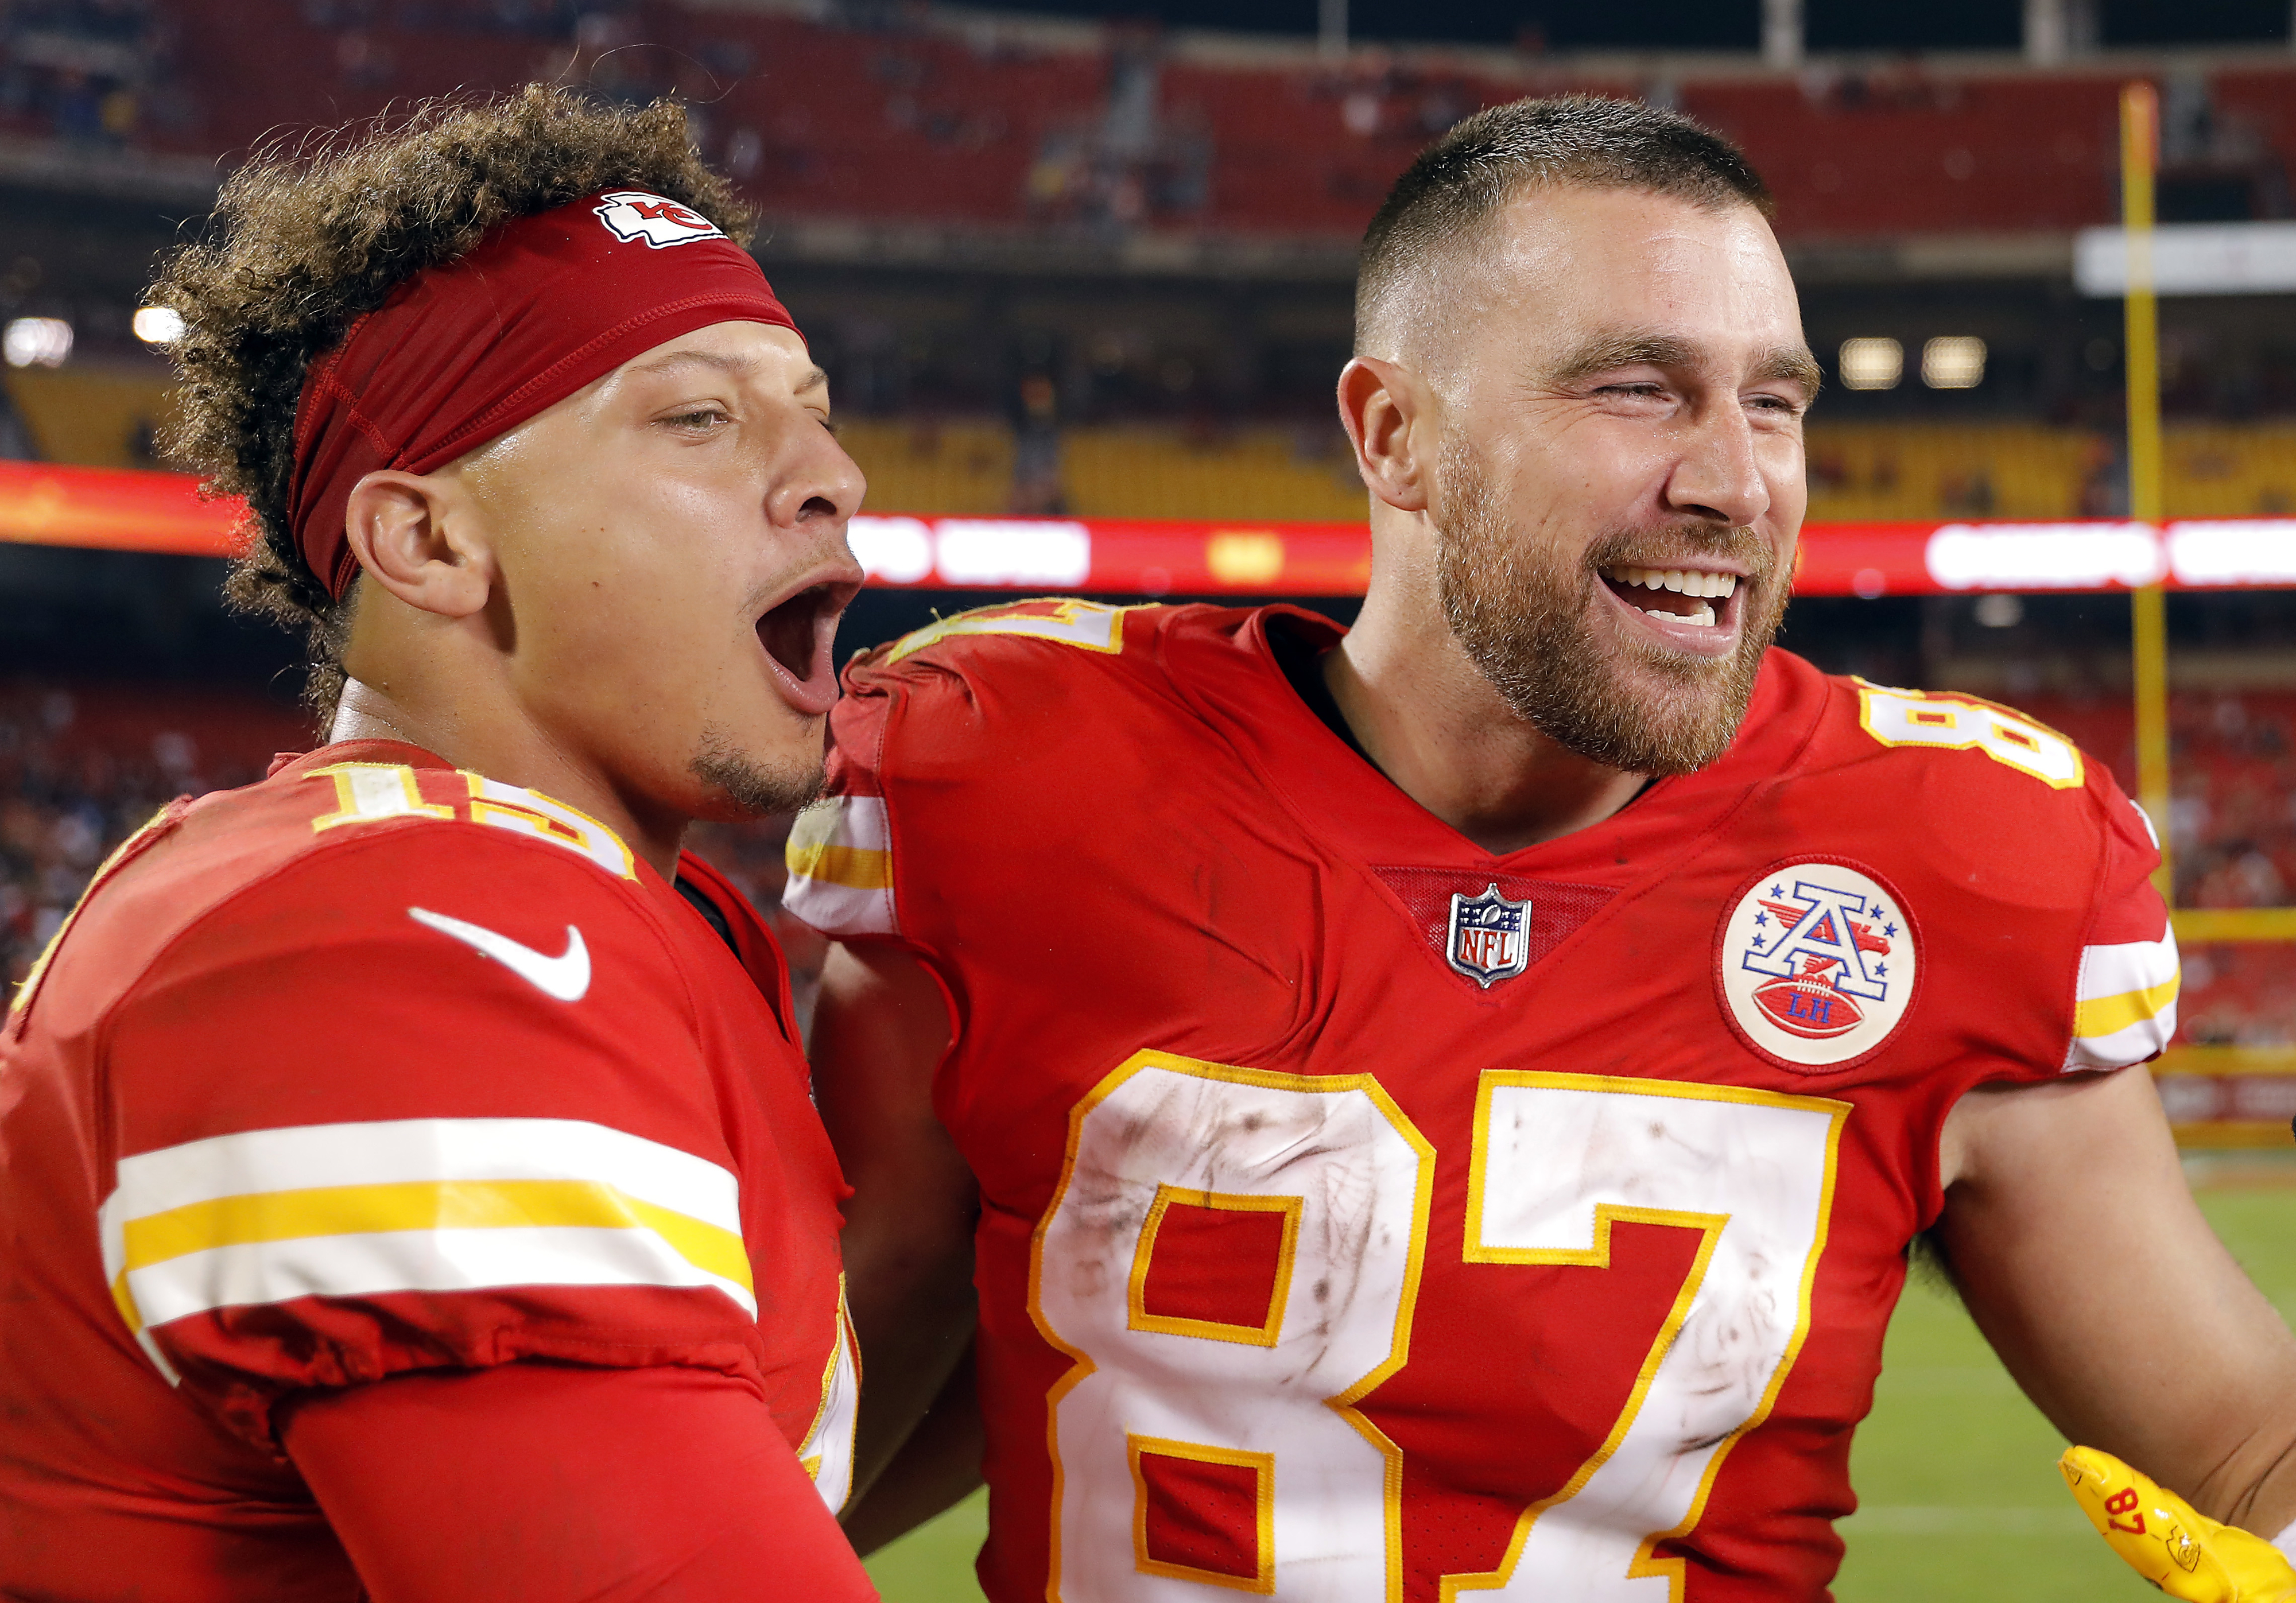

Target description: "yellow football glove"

left=2060, top=1446, right=2296, bottom=1602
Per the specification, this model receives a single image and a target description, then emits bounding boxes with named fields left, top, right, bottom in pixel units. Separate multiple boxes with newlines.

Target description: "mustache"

left=1583, top=525, right=1775, bottom=583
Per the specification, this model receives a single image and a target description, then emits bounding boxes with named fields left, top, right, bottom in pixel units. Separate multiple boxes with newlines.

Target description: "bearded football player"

left=0, top=88, right=879, bottom=1601
left=794, top=96, right=2296, bottom=1601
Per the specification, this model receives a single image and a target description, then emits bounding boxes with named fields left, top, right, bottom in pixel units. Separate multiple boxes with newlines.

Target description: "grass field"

left=865, top=1175, right=2296, bottom=1603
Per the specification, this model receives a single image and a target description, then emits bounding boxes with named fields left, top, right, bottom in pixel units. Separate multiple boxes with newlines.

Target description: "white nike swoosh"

left=408, top=907, right=591, bottom=1002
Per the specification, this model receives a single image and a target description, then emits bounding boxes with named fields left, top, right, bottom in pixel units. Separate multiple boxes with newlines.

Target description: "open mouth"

left=755, top=581, right=849, bottom=717
left=1599, top=563, right=1742, bottom=634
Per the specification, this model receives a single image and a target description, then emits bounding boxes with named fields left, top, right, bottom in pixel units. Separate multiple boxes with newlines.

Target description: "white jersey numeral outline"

left=1032, top=1049, right=1433, bottom=1602
left=1448, top=1072, right=1847, bottom=1601
left=1030, top=1052, right=1847, bottom=1602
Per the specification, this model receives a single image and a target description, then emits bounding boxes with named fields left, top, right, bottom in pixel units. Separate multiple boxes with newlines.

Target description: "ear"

left=1337, top=356, right=1431, bottom=514
left=341, top=471, right=494, bottom=620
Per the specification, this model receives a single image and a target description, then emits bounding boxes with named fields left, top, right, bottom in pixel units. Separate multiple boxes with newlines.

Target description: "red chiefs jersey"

left=788, top=601, right=2176, bottom=1603
left=0, top=740, right=858, bottom=1601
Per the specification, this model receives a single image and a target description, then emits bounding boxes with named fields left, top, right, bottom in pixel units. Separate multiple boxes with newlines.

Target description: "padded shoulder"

left=1799, top=672, right=2176, bottom=1072
left=848, top=596, right=1153, bottom=683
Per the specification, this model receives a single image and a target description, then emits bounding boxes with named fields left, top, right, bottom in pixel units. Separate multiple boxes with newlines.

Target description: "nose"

left=767, top=414, right=867, bottom=532
left=1663, top=403, right=1771, bottom=530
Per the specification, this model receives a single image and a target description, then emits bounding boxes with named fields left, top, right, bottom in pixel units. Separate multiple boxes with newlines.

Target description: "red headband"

left=288, top=189, right=800, bottom=599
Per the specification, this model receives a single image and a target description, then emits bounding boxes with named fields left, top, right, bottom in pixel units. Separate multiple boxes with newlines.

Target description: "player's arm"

left=808, top=937, right=982, bottom=1534
left=1935, top=1063, right=2296, bottom=1544
left=102, top=833, right=874, bottom=1597
left=285, top=1363, right=875, bottom=1602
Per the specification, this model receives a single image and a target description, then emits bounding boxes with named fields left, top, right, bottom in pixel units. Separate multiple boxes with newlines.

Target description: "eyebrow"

left=631, top=350, right=831, bottom=394
left=1542, top=329, right=1822, bottom=401
left=1751, top=344, right=1825, bottom=399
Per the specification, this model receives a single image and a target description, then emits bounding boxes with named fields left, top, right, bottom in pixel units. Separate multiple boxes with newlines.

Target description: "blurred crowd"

left=0, top=681, right=825, bottom=1021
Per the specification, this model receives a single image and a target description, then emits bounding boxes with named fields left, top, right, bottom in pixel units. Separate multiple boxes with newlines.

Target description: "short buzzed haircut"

left=1356, top=95, right=1772, bottom=357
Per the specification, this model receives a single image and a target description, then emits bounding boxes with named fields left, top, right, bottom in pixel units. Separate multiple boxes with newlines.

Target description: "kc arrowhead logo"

left=592, top=190, right=726, bottom=249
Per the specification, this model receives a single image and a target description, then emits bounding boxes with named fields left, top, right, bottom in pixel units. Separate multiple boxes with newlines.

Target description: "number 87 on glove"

left=2061, top=1446, right=2296, bottom=1602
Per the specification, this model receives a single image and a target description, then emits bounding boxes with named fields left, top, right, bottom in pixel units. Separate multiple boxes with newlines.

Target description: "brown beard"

left=689, top=728, right=826, bottom=819
left=1433, top=435, right=1788, bottom=775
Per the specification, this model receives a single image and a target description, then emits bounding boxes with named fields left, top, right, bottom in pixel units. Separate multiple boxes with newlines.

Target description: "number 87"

left=1030, top=1051, right=1847, bottom=1601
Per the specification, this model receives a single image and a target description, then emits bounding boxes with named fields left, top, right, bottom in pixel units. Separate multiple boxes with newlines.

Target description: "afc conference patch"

left=1715, top=859, right=1918, bottom=1070
left=1446, top=882, right=1530, bottom=989
left=592, top=190, right=727, bottom=249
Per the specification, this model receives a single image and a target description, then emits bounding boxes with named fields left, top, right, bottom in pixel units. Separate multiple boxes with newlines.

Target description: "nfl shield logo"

left=1445, top=882, right=1531, bottom=989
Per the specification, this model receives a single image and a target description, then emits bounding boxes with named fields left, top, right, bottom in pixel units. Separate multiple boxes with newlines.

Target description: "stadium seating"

left=2163, top=424, right=2296, bottom=519
left=23, top=363, right=2290, bottom=523
left=1802, top=424, right=2107, bottom=522
left=834, top=417, right=1018, bottom=517
left=24, top=0, right=2295, bottom=243
left=5, top=367, right=177, bottom=468
left=1056, top=422, right=1367, bottom=521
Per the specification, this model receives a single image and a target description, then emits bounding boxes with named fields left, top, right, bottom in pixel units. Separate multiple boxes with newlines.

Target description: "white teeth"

left=1640, top=602, right=1719, bottom=626
left=1607, top=565, right=1739, bottom=599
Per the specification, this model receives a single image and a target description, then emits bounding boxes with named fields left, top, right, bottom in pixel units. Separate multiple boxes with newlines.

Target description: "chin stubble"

left=690, top=730, right=826, bottom=818
left=1433, top=436, right=1788, bottom=775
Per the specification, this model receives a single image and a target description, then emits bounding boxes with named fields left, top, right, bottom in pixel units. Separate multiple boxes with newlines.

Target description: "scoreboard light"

left=1925, top=521, right=2165, bottom=590
left=11, top=462, right=2296, bottom=600
left=3, top=317, right=71, bottom=368
left=1836, top=337, right=1903, bottom=391
left=1921, top=336, right=1987, bottom=390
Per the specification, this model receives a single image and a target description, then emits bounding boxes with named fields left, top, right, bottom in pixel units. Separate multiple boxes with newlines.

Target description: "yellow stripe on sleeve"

left=120, top=1179, right=754, bottom=1294
left=2074, top=972, right=2182, bottom=1039
left=785, top=840, right=892, bottom=891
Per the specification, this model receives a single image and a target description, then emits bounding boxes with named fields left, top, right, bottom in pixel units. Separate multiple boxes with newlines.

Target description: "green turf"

left=1835, top=1184, right=2296, bottom=1601
left=864, top=1183, right=2296, bottom=1602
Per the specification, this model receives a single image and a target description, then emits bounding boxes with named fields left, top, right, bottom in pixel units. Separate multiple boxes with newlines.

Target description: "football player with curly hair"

left=0, top=84, right=876, bottom=1602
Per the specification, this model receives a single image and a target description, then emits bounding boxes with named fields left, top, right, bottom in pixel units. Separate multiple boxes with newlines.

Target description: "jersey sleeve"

left=286, top=1363, right=879, bottom=1603
left=2065, top=787, right=2179, bottom=1072
left=96, top=827, right=766, bottom=1450
left=781, top=638, right=920, bottom=944
left=785, top=599, right=1144, bottom=945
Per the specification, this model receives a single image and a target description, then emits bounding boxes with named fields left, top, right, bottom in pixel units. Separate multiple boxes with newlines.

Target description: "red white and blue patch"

left=1716, top=860, right=1918, bottom=1070
left=1446, top=881, right=1531, bottom=989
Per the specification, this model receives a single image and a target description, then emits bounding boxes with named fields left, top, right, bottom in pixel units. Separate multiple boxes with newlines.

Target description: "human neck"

left=328, top=671, right=686, bottom=881
left=1322, top=581, right=1650, bottom=858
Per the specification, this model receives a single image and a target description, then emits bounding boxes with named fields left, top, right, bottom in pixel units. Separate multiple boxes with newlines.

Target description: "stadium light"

left=1921, top=336, right=1987, bottom=389
left=3, top=317, right=71, bottom=369
left=1837, top=337, right=1903, bottom=390
left=131, top=306, right=184, bottom=347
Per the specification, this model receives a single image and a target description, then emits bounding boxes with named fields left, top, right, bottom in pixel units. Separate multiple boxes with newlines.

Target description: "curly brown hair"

left=152, top=83, right=757, bottom=717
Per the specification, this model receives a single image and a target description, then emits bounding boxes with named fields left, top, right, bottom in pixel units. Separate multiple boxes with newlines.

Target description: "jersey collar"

left=1165, top=604, right=1830, bottom=888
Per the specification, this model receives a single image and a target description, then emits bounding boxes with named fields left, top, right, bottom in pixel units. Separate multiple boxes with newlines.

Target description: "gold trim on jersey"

left=1029, top=1048, right=1436, bottom=1603
left=1853, top=682, right=2085, bottom=790
left=887, top=599, right=1137, bottom=664
left=785, top=839, right=891, bottom=891
left=1126, top=1433, right=1278, bottom=1595
left=99, top=1117, right=755, bottom=1383
left=307, top=762, right=454, bottom=829
left=301, top=763, right=639, bottom=879
left=1124, top=1185, right=1302, bottom=1349
left=2076, top=972, right=2182, bottom=1039
left=1445, top=1072, right=1849, bottom=1602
